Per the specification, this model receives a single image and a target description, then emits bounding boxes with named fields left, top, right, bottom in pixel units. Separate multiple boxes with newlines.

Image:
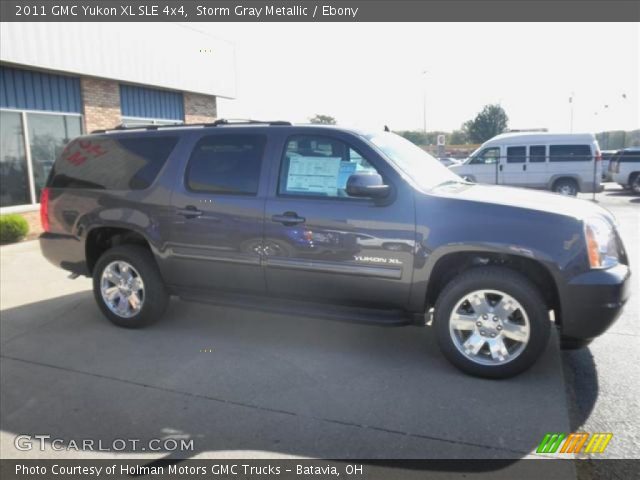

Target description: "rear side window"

left=50, top=136, right=178, bottom=190
left=620, top=151, right=640, bottom=163
left=506, top=146, right=526, bottom=163
left=549, top=145, right=592, bottom=162
left=529, top=145, right=546, bottom=162
left=186, top=134, right=265, bottom=195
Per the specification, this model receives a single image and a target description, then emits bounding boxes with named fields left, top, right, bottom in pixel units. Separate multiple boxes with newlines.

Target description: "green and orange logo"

left=537, top=432, right=613, bottom=454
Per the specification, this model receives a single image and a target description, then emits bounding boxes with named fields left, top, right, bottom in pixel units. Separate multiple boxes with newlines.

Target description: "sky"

left=194, top=22, right=639, bottom=134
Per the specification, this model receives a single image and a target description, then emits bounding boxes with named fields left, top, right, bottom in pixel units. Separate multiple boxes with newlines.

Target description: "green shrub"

left=0, top=214, right=29, bottom=244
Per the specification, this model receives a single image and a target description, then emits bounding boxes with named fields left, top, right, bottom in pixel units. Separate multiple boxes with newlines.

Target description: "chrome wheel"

left=554, top=181, right=577, bottom=196
left=558, top=185, right=574, bottom=195
left=449, top=289, right=530, bottom=366
left=100, top=261, right=145, bottom=318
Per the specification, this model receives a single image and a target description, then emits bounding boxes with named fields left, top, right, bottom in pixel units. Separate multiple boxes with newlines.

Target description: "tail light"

left=40, top=187, right=51, bottom=232
left=595, top=150, right=602, bottom=162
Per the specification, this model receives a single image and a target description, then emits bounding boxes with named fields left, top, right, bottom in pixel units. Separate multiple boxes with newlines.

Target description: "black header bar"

left=1, top=1, right=639, bottom=22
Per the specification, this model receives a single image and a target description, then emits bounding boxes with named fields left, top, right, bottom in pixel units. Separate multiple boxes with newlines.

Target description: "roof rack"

left=91, top=118, right=292, bottom=134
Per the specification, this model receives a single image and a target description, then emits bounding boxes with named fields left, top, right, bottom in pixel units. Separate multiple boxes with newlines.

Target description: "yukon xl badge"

left=354, top=256, right=402, bottom=265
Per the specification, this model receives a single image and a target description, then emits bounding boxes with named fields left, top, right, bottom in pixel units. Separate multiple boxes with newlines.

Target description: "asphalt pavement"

left=568, top=185, right=640, bottom=478
left=0, top=185, right=637, bottom=476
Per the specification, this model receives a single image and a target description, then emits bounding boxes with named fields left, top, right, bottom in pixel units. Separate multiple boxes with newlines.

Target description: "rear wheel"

left=93, top=245, right=168, bottom=328
left=434, top=267, right=551, bottom=378
left=553, top=178, right=578, bottom=196
left=630, top=173, right=640, bottom=194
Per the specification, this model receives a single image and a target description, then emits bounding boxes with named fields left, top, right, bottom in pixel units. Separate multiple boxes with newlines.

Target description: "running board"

left=177, top=290, right=415, bottom=327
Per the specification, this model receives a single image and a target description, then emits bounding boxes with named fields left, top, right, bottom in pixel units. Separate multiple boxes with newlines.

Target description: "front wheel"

left=93, top=245, right=169, bottom=328
left=434, top=267, right=551, bottom=379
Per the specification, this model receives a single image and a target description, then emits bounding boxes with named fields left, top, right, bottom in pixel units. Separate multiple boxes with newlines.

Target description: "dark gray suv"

left=39, top=120, right=631, bottom=378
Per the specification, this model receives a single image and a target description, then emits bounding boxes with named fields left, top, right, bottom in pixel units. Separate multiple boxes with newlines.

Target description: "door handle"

left=272, top=212, right=305, bottom=226
left=523, top=164, right=527, bottom=171
left=176, top=205, right=203, bottom=219
left=499, top=164, right=503, bottom=171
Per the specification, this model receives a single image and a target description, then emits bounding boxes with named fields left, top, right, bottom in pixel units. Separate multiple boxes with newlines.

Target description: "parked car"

left=449, top=132, right=602, bottom=196
left=438, top=157, right=462, bottom=167
left=608, top=147, right=640, bottom=194
left=40, top=121, right=630, bottom=378
left=600, top=150, right=617, bottom=181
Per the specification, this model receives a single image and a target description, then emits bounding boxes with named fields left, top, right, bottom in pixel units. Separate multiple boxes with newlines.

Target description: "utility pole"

left=569, top=92, right=574, bottom=133
left=422, top=70, right=428, bottom=136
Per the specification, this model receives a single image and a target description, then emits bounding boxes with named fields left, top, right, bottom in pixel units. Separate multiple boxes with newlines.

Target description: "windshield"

left=366, top=132, right=463, bottom=190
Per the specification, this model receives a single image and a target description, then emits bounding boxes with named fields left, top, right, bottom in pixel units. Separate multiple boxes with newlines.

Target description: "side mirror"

left=346, top=173, right=390, bottom=198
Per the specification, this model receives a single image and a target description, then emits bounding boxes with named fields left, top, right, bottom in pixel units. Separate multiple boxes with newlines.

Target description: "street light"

left=421, top=70, right=428, bottom=135
left=569, top=91, right=574, bottom=133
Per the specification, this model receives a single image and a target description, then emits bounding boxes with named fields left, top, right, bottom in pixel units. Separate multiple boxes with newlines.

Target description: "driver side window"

left=470, top=147, right=500, bottom=165
left=279, top=135, right=379, bottom=198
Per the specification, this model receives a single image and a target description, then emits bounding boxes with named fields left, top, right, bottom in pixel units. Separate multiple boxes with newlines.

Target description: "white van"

left=449, top=133, right=602, bottom=195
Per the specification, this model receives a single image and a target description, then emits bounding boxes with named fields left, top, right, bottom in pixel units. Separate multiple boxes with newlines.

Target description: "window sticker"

left=287, top=156, right=342, bottom=195
left=337, top=162, right=358, bottom=189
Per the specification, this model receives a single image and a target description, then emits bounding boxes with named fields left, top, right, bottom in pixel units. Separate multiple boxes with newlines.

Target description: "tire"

left=434, top=267, right=551, bottom=379
left=552, top=178, right=578, bottom=196
left=630, top=173, right=640, bottom=195
left=560, top=336, right=592, bottom=350
left=92, top=245, right=169, bottom=328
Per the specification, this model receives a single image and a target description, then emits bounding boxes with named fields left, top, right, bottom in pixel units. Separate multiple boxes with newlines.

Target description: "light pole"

left=569, top=92, right=574, bottom=133
left=421, top=70, right=428, bottom=135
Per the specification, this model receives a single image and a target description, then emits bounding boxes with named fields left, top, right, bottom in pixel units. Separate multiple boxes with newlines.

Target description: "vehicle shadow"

left=561, top=348, right=599, bottom=432
left=0, top=291, right=596, bottom=470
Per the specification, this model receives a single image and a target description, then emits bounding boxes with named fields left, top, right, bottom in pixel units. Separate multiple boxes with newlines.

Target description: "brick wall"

left=184, top=92, right=217, bottom=124
left=81, top=77, right=121, bottom=133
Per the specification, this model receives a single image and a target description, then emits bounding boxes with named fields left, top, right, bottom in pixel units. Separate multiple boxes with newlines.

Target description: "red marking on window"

left=66, top=151, right=87, bottom=166
left=78, top=140, right=107, bottom=157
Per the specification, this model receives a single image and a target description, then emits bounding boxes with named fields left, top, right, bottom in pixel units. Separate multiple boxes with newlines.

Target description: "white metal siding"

left=0, top=23, right=236, bottom=99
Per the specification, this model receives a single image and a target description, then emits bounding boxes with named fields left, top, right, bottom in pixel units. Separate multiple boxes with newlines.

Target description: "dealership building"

left=0, top=22, right=236, bottom=217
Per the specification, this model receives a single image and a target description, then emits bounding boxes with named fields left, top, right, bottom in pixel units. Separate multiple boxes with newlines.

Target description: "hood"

left=435, top=183, right=614, bottom=223
left=448, top=162, right=470, bottom=170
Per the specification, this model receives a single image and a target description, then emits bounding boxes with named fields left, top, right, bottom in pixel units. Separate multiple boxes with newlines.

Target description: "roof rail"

left=91, top=118, right=291, bottom=134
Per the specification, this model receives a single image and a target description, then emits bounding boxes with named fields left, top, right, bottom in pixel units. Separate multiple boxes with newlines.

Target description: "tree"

left=309, top=114, right=336, bottom=125
left=396, top=130, right=444, bottom=146
left=463, top=104, right=509, bottom=144
left=448, top=129, right=469, bottom=145
left=397, top=130, right=428, bottom=145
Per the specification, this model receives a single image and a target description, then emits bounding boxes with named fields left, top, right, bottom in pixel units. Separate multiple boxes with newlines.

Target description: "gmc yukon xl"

left=40, top=120, right=631, bottom=378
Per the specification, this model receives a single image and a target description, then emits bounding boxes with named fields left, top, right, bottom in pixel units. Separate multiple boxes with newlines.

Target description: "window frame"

left=0, top=107, right=84, bottom=212
left=121, top=116, right=184, bottom=127
left=276, top=133, right=385, bottom=202
left=184, top=132, right=268, bottom=197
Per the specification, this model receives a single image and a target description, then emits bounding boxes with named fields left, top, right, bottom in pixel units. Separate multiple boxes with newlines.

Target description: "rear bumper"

left=559, top=264, right=631, bottom=341
left=39, top=232, right=89, bottom=276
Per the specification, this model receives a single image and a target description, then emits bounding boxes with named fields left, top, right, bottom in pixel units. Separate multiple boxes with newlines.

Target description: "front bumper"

left=559, top=263, right=631, bottom=342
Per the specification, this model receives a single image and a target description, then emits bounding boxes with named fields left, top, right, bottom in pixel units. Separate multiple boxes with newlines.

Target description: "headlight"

left=584, top=217, right=619, bottom=269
